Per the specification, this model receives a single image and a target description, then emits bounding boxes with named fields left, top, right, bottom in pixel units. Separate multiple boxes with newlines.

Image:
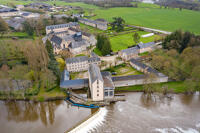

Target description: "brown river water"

left=0, top=92, right=200, bottom=133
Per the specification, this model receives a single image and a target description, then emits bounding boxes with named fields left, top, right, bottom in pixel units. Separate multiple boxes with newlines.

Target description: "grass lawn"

left=139, top=51, right=149, bottom=56
left=79, top=23, right=104, bottom=34
left=93, top=47, right=103, bottom=56
left=70, top=71, right=88, bottom=80
left=109, top=31, right=161, bottom=52
left=104, top=63, right=143, bottom=76
left=115, top=81, right=188, bottom=93
left=75, top=54, right=86, bottom=57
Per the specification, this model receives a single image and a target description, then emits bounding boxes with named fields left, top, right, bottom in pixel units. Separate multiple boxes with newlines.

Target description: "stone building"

left=68, top=27, right=97, bottom=45
left=50, top=35, right=68, bottom=54
left=88, top=64, right=104, bottom=101
left=66, top=56, right=101, bottom=72
left=101, top=71, right=115, bottom=99
left=46, top=22, right=79, bottom=34
left=78, top=18, right=107, bottom=31
left=136, top=42, right=156, bottom=53
left=118, top=47, right=139, bottom=61
left=0, top=7, right=18, bottom=18
left=88, top=64, right=115, bottom=101
left=45, top=22, right=96, bottom=54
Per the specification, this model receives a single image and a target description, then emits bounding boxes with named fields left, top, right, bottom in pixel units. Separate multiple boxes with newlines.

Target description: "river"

left=0, top=92, right=200, bottom=133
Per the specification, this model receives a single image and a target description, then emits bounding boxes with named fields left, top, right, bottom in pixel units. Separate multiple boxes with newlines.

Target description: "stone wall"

left=112, top=75, right=168, bottom=87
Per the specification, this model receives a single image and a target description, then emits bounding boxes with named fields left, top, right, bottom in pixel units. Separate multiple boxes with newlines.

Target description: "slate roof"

left=121, top=46, right=139, bottom=55
left=70, top=40, right=86, bottom=49
left=60, top=79, right=89, bottom=89
left=53, top=14, right=69, bottom=19
left=95, top=18, right=108, bottom=24
left=91, top=52, right=98, bottom=58
left=0, top=7, right=17, bottom=13
left=89, top=64, right=103, bottom=84
left=79, top=18, right=107, bottom=26
left=46, top=22, right=79, bottom=30
left=112, top=75, right=146, bottom=82
left=130, top=58, right=166, bottom=77
left=66, top=56, right=100, bottom=64
left=66, top=56, right=89, bottom=64
left=137, top=42, right=155, bottom=49
left=68, top=27, right=91, bottom=37
left=88, top=57, right=100, bottom=63
left=101, top=71, right=115, bottom=89
left=130, top=58, right=147, bottom=70
left=50, top=35, right=63, bottom=47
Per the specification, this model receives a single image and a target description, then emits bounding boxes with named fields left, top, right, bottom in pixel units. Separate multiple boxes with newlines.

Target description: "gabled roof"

left=0, top=7, right=17, bottom=13
left=130, top=58, right=166, bottom=77
left=53, top=14, right=69, bottom=19
left=137, top=42, right=155, bottom=49
left=79, top=18, right=107, bottom=26
left=89, top=64, right=103, bottom=84
left=68, top=27, right=91, bottom=37
left=50, top=35, right=63, bottom=47
left=69, top=40, right=87, bottom=49
left=88, top=57, right=100, bottom=63
left=121, top=46, right=139, bottom=55
left=66, top=56, right=89, bottom=64
left=101, top=71, right=115, bottom=89
left=46, top=22, right=79, bottom=30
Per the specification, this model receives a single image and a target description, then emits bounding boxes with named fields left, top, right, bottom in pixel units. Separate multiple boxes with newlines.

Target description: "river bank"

left=0, top=92, right=199, bottom=133
left=0, top=81, right=197, bottom=101
left=0, top=87, right=67, bottom=102
left=115, top=81, right=192, bottom=93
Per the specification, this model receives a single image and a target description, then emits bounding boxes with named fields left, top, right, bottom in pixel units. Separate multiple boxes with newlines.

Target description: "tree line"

left=150, top=30, right=200, bottom=93
left=0, top=39, right=60, bottom=94
left=156, top=0, right=200, bottom=11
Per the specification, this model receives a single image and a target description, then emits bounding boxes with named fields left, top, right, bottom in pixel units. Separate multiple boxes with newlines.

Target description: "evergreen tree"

left=96, top=34, right=111, bottom=56
left=45, top=40, right=60, bottom=79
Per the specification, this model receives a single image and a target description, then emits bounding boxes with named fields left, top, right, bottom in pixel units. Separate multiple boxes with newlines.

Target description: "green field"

left=1, top=0, right=200, bottom=34
left=110, top=31, right=161, bottom=52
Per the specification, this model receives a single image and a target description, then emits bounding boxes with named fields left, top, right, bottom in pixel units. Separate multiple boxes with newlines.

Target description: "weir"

left=66, top=107, right=108, bottom=133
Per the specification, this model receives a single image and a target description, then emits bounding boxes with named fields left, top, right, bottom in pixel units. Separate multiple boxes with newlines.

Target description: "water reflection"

left=139, top=93, right=173, bottom=108
left=4, top=101, right=61, bottom=125
left=1, top=92, right=200, bottom=133
left=0, top=100, right=91, bottom=133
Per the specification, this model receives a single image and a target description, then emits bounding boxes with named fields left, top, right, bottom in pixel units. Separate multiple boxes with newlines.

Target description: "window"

left=105, top=92, right=108, bottom=96
left=109, top=91, right=113, bottom=96
left=97, top=90, right=99, bottom=92
left=97, top=94, right=99, bottom=96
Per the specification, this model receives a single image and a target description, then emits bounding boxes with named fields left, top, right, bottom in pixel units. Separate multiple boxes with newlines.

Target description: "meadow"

left=1, top=0, right=200, bottom=34
left=109, top=31, right=161, bottom=52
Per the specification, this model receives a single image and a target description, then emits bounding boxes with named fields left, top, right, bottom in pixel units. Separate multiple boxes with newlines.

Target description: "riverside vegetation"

left=0, top=39, right=66, bottom=101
